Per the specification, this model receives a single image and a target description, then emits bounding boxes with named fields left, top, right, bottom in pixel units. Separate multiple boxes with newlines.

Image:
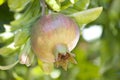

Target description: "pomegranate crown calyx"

left=54, top=44, right=77, bottom=70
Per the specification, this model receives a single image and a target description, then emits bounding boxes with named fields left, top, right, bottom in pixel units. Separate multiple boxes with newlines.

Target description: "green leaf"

left=0, top=0, right=5, bottom=5
left=61, top=0, right=72, bottom=10
left=70, top=0, right=78, bottom=4
left=68, top=7, right=103, bottom=25
left=60, top=7, right=78, bottom=14
left=0, top=60, right=19, bottom=70
left=0, top=32, right=13, bottom=43
left=10, top=0, right=40, bottom=31
left=14, top=28, right=30, bottom=47
left=8, top=0, right=32, bottom=12
left=73, top=0, right=90, bottom=11
left=45, top=0, right=61, bottom=12
left=19, top=39, right=34, bottom=66
left=0, top=43, right=19, bottom=56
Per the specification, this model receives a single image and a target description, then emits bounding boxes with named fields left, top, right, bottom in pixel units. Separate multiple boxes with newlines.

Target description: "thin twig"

left=40, top=0, right=46, bottom=16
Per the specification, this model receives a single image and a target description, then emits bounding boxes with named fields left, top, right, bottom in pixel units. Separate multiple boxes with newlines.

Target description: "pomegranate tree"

left=31, top=13, right=80, bottom=70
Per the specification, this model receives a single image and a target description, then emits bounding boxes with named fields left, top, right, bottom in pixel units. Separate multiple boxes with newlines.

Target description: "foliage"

left=0, top=0, right=119, bottom=80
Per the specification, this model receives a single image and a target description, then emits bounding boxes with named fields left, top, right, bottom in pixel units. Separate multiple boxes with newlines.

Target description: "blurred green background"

left=0, top=0, right=120, bottom=80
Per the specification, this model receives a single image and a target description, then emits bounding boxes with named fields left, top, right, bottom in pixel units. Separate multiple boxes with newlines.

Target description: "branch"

left=40, top=0, right=46, bottom=16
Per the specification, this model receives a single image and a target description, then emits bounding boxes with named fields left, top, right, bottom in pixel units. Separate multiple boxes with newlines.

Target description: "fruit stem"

left=40, top=0, right=46, bottom=16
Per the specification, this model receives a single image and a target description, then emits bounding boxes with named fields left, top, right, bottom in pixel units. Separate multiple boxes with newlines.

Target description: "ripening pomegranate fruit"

left=31, top=13, right=80, bottom=70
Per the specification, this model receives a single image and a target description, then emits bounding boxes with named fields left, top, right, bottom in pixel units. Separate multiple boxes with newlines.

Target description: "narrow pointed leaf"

left=73, top=0, right=90, bottom=11
left=19, top=39, right=34, bottom=66
left=0, top=43, right=19, bottom=56
left=0, top=60, right=19, bottom=70
left=61, top=0, right=73, bottom=10
left=8, top=0, right=31, bottom=12
left=0, top=32, right=13, bottom=43
left=10, top=0, right=40, bottom=31
left=14, top=28, right=29, bottom=47
left=69, top=7, right=103, bottom=25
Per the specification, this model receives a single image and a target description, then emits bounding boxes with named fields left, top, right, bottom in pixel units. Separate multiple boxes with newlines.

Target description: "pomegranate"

left=31, top=13, right=80, bottom=70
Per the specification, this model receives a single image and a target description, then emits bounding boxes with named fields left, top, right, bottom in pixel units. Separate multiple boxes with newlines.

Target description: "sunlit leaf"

left=0, top=0, right=5, bottom=5
left=73, top=0, right=90, bottom=11
left=0, top=43, right=19, bottom=56
left=14, top=28, right=30, bottom=47
left=60, top=7, right=78, bottom=14
left=45, top=0, right=61, bottom=12
left=0, top=32, right=13, bottom=43
left=19, top=39, right=34, bottom=66
left=12, top=72, right=24, bottom=80
left=69, top=7, right=103, bottom=25
left=8, top=0, right=32, bottom=12
left=61, top=0, right=72, bottom=10
left=0, top=60, right=19, bottom=70
left=10, top=0, right=40, bottom=31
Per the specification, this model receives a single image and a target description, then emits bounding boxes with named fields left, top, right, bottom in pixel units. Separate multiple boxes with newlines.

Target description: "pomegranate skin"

left=31, top=13, right=80, bottom=63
